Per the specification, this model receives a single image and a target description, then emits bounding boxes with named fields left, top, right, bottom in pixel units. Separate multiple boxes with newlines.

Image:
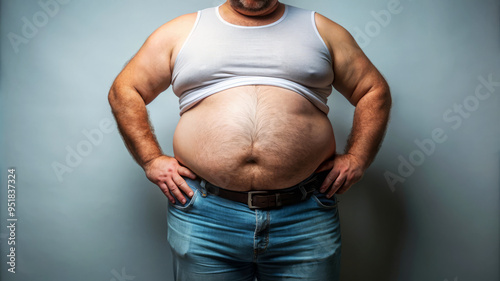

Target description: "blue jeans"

left=167, top=175, right=341, bottom=281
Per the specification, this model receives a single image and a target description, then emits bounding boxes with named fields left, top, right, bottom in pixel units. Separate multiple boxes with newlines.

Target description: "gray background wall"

left=0, top=0, right=498, bottom=280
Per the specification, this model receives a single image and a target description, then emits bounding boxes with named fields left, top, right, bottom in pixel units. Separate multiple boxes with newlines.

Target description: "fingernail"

left=189, top=191, right=194, bottom=197
left=320, top=186, right=326, bottom=193
left=181, top=199, right=186, bottom=204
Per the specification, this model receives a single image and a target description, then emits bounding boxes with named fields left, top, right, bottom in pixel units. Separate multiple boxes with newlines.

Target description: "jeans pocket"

left=311, top=191, right=338, bottom=209
left=169, top=178, right=201, bottom=211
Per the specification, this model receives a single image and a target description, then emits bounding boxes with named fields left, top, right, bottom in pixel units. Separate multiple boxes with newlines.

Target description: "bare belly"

left=173, top=85, right=336, bottom=191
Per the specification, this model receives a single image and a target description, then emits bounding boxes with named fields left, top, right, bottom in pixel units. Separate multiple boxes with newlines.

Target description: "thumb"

left=178, top=166, right=197, bottom=179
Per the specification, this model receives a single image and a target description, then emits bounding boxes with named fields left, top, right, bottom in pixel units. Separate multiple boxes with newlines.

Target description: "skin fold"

left=108, top=0, right=392, bottom=204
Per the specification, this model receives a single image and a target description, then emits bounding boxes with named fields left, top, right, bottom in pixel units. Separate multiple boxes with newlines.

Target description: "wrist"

left=142, top=154, right=167, bottom=170
left=345, top=152, right=369, bottom=170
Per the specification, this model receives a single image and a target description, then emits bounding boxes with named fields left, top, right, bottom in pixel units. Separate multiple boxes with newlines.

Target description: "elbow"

left=108, top=84, right=121, bottom=115
left=107, top=82, right=134, bottom=110
left=379, top=82, right=392, bottom=110
left=108, top=85, right=116, bottom=107
left=366, top=79, right=391, bottom=110
left=358, top=82, right=392, bottom=110
left=108, top=83, right=121, bottom=109
left=108, top=82, right=133, bottom=115
left=107, top=82, right=149, bottom=117
left=108, top=81, right=152, bottom=107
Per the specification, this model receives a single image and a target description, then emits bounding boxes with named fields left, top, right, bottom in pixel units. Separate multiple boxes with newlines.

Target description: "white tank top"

left=171, top=5, right=334, bottom=115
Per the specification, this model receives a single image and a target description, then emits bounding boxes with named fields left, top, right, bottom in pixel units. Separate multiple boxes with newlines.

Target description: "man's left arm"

left=315, top=13, right=392, bottom=197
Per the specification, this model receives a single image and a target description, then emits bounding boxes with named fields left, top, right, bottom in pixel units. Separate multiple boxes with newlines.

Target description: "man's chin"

left=229, top=0, right=273, bottom=13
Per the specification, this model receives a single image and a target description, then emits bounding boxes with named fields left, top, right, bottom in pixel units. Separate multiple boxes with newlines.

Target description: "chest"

left=186, top=29, right=332, bottom=84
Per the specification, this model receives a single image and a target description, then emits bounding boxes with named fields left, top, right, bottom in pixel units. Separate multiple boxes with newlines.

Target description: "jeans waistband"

left=199, top=170, right=330, bottom=209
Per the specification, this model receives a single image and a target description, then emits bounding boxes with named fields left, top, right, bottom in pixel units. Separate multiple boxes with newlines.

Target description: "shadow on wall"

left=339, top=166, right=408, bottom=281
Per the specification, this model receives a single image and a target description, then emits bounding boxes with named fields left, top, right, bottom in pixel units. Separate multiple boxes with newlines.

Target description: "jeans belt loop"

left=275, top=193, right=282, bottom=207
left=299, top=185, right=308, bottom=201
left=199, top=179, right=208, bottom=197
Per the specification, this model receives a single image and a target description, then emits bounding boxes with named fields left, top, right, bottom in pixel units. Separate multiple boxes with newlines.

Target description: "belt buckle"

left=247, top=191, right=269, bottom=209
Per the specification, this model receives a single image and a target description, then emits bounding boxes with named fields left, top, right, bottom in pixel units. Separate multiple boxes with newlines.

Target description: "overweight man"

left=109, top=0, right=391, bottom=280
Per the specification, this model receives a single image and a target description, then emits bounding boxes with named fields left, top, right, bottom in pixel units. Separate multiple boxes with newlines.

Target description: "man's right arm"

left=108, top=13, right=198, bottom=204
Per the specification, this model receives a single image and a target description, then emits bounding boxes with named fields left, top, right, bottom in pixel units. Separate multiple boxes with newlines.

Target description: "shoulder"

left=147, top=12, right=199, bottom=46
left=168, top=12, right=199, bottom=30
left=133, top=11, right=199, bottom=68
left=313, top=12, right=367, bottom=72
left=314, top=13, right=357, bottom=50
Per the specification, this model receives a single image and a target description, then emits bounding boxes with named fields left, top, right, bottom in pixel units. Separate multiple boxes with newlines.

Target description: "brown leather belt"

left=202, top=171, right=329, bottom=209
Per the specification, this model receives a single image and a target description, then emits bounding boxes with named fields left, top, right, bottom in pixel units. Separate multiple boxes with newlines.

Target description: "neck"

left=225, top=1, right=281, bottom=18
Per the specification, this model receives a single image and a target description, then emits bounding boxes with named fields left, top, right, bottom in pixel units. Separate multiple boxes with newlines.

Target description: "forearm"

left=345, top=86, right=392, bottom=169
left=108, top=85, right=164, bottom=169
